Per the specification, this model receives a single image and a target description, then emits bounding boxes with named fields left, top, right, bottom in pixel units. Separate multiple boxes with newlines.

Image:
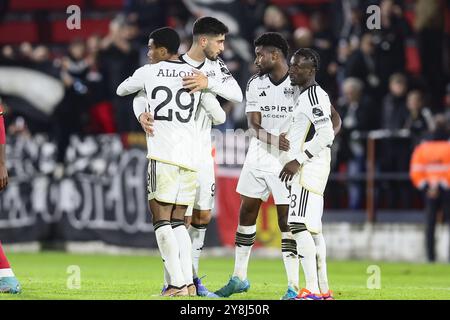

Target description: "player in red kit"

left=0, top=102, right=21, bottom=294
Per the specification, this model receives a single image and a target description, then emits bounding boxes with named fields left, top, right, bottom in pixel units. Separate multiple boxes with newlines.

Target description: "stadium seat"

left=405, top=44, right=421, bottom=75
left=9, top=0, right=85, bottom=11
left=291, top=13, right=310, bottom=29
left=51, top=19, right=111, bottom=43
left=0, top=21, right=39, bottom=44
left=403, top=10, right=415, bottom=29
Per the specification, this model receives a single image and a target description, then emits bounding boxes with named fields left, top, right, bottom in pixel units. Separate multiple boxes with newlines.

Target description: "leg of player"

left=312, top=232, right=334, bottom=300
left=0, top=242, right=21, bottom=294
left=150, top=199, right=188, bottom=296
left=289, top=223, right=321, bottom=300
left=189, top=209, right=218, bottom=297
left=276, top=205, right=299, bottom=300
left=215, top=195, right=259, bottom=297
left=171, top=205, right=195, bottom=296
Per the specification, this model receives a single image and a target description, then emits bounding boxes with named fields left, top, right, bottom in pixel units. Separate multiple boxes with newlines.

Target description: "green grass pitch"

left=2, top=252, right=450, bottom=300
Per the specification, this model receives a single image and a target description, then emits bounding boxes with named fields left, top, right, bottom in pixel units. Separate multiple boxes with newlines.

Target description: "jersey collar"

left=179, top=53, right=205, bottom=69
left=267, top=72, right=289, bottom=86
left=300, top=82, right=318, bottom=95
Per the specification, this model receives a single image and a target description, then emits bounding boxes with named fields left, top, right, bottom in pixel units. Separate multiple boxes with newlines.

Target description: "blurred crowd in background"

left=0, top=0, right=449, bottom=210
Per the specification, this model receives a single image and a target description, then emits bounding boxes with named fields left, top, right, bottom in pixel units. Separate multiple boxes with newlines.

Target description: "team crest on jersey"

left=284, top=87, right=294, bottom=98
left=312, top=106, right=324, bottom=118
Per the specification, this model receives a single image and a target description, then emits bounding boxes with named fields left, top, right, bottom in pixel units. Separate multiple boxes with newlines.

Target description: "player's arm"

left=331, top=104, right=342, bottom=136
left=200, top=92, right=226, bottom=125
left=280, top=99, right=334, bottom=182
left=116, top=65, right=148, bottom=96
left=133, top=90, right=154, bottom=136
left=245, top=77, right=288, bottom=151
left=0, top=106, right=8, bottom=191
left=183, top=66, right=243, bottom=103
left=247, top=112, right=289, bottom=151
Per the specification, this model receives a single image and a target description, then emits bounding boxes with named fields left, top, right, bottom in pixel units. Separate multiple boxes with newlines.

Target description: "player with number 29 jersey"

left=117, top=60, right=202, bottom=171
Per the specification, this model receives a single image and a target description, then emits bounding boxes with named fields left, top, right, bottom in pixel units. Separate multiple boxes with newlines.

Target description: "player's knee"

left=192, top=210, right=212, bottom=225
left=239, top=205, right=259, bottom=225
left=289, top=223, right=307, bottom=234
left=277, top=213, right=289, bottom=232
left=153, top=219, right=171, bottom=231
left=171, top=219, right=185, bottom=229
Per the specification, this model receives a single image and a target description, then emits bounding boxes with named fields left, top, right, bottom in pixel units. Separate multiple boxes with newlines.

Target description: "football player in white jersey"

left=117, top=27, right=206, bottom=297
left=214, top=32, right=299, bottom=300
left=280, top=48, right=336, bottom=300
left=215, top=34, right=341, bottom=300
left=130, top=19, right=243, bottom=297
left=178, top=17, right=243, bottom=297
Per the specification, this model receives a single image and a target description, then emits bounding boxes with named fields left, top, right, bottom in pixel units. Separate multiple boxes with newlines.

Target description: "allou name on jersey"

left=260, top=105, right=294, bottom=113
left=157, top=69, right=195, bottom=78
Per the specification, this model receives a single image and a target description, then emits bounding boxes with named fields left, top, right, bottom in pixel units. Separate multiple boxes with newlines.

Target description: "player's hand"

left=278, top=132, right=290, bottom=151
left=182, top=69, right=208, bottom=94
left=0, top=163, right=8, bottom=191
left=139, top=112, right=154, bottom=136
left=279, top=160, right=300, bottom=183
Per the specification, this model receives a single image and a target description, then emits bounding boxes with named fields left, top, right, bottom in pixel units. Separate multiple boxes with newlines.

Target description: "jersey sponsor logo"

left=259, top=105, right=294, bottom=112
left=313, top=117, right=330, bottom=125
left=205, top=70, right=216, bottom=77
left=312, top=106, right=324, bottom=118
left=284, top=87, right=294, bottom=98
left=157, top=69, right=195, bottom=78
left=222, top=75, right=233, bottom=83
left=259, top=91, right=267, bottom=97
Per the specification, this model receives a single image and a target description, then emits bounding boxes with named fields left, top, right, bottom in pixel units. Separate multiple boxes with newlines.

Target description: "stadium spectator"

left=344, top=33, right=382, bottom=102
left=336, top=0, right=364, bottom=52
left=309, top=11, right=338, bottom=97
left=337, top=77, right=376, bottom=209
left=380, top=73, right=411, bottom=208
left=404, top=90, right=435, bottom=147
left=371, top=0, right=410, bottom=95
left=53, top=39, right=91, bottom=178
left=410, top=113, right=450, bottom=262
left=99, top=15, right=140, bottom=133
left=255, top=6, right=292, bottom=45
left=124, top=0, right=169, bottom=46
left=414, top=0, right=446, bottom=111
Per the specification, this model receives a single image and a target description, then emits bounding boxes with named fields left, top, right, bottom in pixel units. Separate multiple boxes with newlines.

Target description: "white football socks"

left=313, top=233, right=329, bottom=293
left=154, top=221, right=185, bottom=288
left=292, top=229, right=320, bottom=293
left=172, top=220, right=194, bottom=286
left=281, top=232, right=299, bottom=291
left=232, top=224, right=256, bottom=281
left=188, top=224, right=207, bottom=279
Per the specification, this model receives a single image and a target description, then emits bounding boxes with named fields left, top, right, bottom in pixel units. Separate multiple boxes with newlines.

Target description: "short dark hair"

left=254, top=32, right=289, bottom=58
left=149, top=27, right=180, bottom=54
left=294, top=48, right=320, bottom=72
left=193, top=16, right=229, bottom=36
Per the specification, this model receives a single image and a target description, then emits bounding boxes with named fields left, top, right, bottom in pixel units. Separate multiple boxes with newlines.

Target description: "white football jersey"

left=282, top=84, right=333, bottom=194
left=285, top=84, right=332, bottom=159
left=117, top=60, right=202, bottom=171
left=180, top=53, right=242, bottom=157
left=244, top=73, right=299, bottom=173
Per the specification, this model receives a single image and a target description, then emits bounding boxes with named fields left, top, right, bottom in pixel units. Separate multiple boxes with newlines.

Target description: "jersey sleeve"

left=206, top=59, right=243, bottom=103
left=200, top=92, right=226, bottom=125
left=116, top=65, right=149, bottom=96
left=132, top=90, right=148, bottom=120
left=244, top=76, right=259, bottom=113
